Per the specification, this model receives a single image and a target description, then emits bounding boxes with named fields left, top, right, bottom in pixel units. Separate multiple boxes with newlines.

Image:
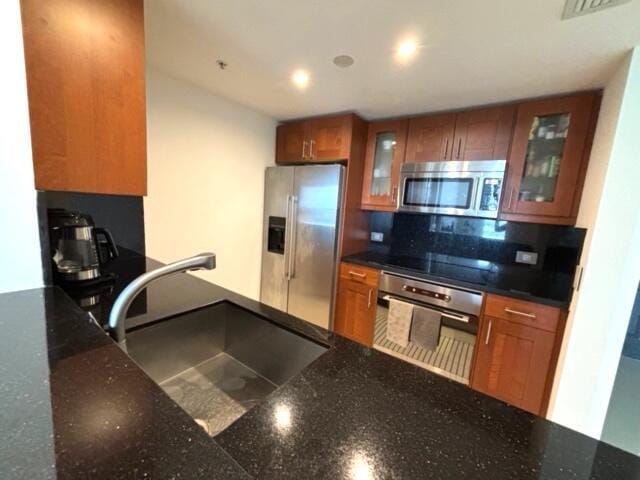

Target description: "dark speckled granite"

left=218, top=339, right=640, bottom=479
left=0, top=288, right=249, bottom=479
left=3, top=254, right=640, bottom=479
left=362, top=212, right=587, bottom=307
left=343, top=250, right=572, bottom=308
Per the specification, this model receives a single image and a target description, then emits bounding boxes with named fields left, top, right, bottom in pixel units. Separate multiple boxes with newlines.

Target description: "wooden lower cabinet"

left=471, top=294, right=565, bottom=415
left=334, top=263, right=379, bottom=346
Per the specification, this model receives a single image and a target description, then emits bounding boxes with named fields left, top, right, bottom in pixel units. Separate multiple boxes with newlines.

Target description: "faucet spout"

left=107, top=253, right=216, bottom=349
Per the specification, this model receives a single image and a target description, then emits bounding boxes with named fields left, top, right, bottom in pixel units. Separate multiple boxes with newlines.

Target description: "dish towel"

left=410, top=306, right=442, bottom=351
left=387, top=298, right=414, bottom=348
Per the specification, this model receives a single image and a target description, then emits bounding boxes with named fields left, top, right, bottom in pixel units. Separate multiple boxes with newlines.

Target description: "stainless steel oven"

left=374, top=271, right=484, bottom=384
left=399, top=160, right=506, bottom=218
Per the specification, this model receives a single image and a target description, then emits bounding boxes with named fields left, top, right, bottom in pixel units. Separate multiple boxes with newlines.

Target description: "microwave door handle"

left=472, top=176, right=484, bottom=216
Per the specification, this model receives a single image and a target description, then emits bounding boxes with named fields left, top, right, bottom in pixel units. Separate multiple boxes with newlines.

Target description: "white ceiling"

left=145, top=0, right=640, bottom=121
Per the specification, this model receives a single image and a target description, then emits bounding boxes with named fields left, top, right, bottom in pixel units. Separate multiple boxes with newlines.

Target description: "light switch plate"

left=515, top=250, right=538, bottom=265
left=370, top=232, right=384, bottom=242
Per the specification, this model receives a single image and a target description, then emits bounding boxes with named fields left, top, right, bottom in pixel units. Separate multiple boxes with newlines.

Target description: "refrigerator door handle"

left=288, top=195, right=298, bottom=279
left=284, top=194, right=292, bottom=280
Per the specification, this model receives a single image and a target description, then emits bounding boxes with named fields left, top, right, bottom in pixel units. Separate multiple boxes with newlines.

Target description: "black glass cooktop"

left=384, top=253, right=495, bottom=287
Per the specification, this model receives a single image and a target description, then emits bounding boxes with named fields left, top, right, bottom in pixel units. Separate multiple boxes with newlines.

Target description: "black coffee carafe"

left=48, top=209, right=119, bottom=283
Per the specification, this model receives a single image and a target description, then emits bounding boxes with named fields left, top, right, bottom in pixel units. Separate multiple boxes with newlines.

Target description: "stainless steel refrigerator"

left=260, top=165, right=344, bottom=329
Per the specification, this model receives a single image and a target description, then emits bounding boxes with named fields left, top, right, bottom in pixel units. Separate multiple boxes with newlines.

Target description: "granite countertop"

left=2, top=253, right=639, bottom=479
left=343, top=251, right=573, bottom=308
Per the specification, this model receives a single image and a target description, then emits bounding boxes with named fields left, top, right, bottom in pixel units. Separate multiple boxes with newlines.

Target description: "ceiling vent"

left=562, top=0, right=631, bottom=19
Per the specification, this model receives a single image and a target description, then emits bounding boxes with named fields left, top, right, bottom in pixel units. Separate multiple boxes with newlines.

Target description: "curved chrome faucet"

left=108, top=253, right=216, bottom=349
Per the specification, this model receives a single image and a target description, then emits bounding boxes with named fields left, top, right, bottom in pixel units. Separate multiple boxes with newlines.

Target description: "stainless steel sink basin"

left=126, top=301, right=328, bottom=436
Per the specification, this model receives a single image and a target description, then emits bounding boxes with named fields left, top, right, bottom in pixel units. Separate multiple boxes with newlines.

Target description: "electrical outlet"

left=370, top=232, right=384, bottom=242
left=515, top=251, right=538, bottom=265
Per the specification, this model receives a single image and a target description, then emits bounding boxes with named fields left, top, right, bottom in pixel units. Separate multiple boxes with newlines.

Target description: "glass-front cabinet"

left=361, top=120, right=408, bottom=210
left=501, top=93, right=598, bottom=223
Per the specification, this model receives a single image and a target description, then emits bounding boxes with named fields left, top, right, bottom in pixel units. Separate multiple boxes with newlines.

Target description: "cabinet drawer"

left=484, top=294, right=562, bottom=333
left=339, top=262, right=380, bottom=287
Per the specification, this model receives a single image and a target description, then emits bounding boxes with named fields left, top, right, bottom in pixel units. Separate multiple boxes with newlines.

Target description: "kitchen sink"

left=126, top=301, right=327, bottom=436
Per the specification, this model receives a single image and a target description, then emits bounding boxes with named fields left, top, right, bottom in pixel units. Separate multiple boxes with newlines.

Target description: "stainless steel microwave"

left=399, top=160, right=506, bottom=218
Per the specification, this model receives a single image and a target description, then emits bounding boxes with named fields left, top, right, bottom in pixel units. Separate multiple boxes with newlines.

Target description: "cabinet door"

left=472, top=317, right=556, bottom=415
left=21, top=0, right=146, bottom=195
left=361, top=120, right=408, bottom=210
left=453, top=106, right=515, bottom=161
left=276, top=122, right=307, bottom=164
left=334, top=278, right=376, bottom=346
left=501, top=94, right=597, bottom=220
left=405, top=113, right=456, bottom=163
left=307, top=115, right=352, bottom=161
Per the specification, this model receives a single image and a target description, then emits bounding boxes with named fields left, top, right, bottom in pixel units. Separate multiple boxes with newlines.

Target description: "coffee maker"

left=48, top=209, right=119, bottom=283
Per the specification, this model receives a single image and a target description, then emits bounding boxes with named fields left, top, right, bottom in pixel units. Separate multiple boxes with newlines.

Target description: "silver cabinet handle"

left=485, top=319, right=493, bottom=345
left=443, top=138, right=449, bottom=160
left=367, top=288, right=372, bottom=309
left=506, top=188, right=515, bottom=210
left=456, top=138, right=462, bottom=159
left=309, top=139, right=316, bottom=159
left=504, top=307, right=536, bottom=319
left=302, top=141, right=308, bottom=159
left=348, top=271, right=367, bottom=279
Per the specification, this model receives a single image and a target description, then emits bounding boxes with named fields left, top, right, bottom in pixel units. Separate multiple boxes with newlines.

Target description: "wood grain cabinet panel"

left=275, top=114, right=354, bottom=164
left=483, top=294, right=561, bottom=333
left=276, top=122, right=307, bottom=164
left=307, top=115, right=352, bottom=161
left=21, top=0, right=147, bottom=195
left=472, top=316, right=556, bottom=415
left=453, top=106, right=515, bottom=161
left=334, top=262, right=380, bottom=346
left=405, top=113, right=456, bottom=163
left=471, top=294, right=565, bottom=415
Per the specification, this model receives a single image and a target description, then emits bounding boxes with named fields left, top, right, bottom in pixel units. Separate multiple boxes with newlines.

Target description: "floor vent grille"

left=563, top=0, right=631, bottom=19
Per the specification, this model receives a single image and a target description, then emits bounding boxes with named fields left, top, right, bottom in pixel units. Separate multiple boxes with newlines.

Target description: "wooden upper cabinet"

left=405, top=113, right=456, bottom=163
left=361, top=119, right=408, bottom=210
left=453, top=106, right=515, bottom=161
left=334, top=263, right=380, bottom=346
left=406, top=107, right=514, bottom=164
left=307, top=115, right=352, bottom=161
left=500, top=93, right=599, bottom=224
left=471, top=294, right=565, bottom=416
left=276, top=122, right=306, bottom=164
left=21, top=0, right=147, bottom=196
left=275, top=114, right=354, bottom=164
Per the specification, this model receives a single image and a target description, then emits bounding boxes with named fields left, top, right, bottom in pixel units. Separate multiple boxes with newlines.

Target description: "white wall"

left=550, top=47, right=640, bottom=438
left=0, top=0, right=43, bottom=294
left=144, top=67, right=276, bottom=299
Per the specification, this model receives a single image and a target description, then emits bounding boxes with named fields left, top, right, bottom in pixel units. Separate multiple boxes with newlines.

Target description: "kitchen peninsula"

left=2, top=253, right=639, bottom=479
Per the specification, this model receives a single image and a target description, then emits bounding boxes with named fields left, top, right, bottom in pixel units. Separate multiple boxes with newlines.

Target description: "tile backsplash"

left=368, top=212, right=586, bottom=274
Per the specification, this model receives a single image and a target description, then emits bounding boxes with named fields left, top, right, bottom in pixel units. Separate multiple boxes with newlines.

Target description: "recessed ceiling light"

left=396, top=39, right=418, bottom=63
left=333, top=55, right=355, bottom=68
left=291, top=69, right=310, bottom=89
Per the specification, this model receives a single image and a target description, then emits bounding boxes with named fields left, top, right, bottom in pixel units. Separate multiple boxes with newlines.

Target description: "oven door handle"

left=381, top=295, right=470, bottom=323
left=401, top=284, right=451, bottom=303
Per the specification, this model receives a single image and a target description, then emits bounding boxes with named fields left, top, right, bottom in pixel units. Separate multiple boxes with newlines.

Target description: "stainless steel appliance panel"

left=399, top=160, right=506, bottom=218
left=286, top=165, right=344, bottom=329
left=378, top=271, right=484, bottom=317
left=260, top=166, right=294, bottom=312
